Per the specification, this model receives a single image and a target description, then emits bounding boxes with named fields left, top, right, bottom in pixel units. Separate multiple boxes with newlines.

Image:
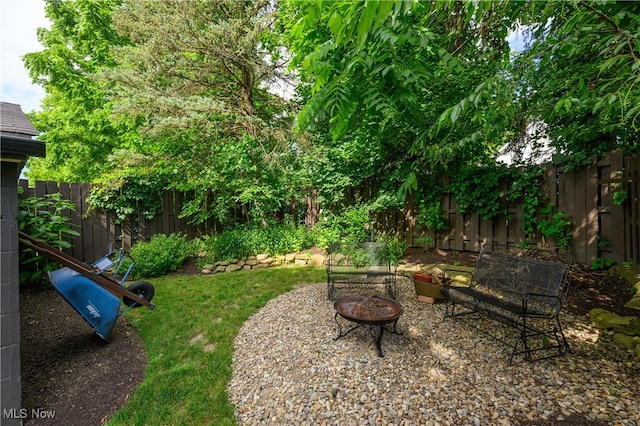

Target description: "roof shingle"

left=0, top=102, right=39, bottom=137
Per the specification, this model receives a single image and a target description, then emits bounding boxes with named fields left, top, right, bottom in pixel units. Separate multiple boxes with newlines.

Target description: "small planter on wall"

left=413, top=271, right=446, bottom=302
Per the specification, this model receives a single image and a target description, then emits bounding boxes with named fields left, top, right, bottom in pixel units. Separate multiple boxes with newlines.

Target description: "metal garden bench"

left=440, top=244, right=573, bottom=363
left=325, top=241, right=397, bottom=300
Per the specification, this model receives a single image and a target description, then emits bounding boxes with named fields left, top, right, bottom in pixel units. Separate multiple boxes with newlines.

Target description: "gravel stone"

left=228, top=278, right=640, bottom=425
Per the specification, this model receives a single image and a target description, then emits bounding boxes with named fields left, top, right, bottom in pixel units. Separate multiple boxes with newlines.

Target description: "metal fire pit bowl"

left=334, top=294, right=403, bottom=357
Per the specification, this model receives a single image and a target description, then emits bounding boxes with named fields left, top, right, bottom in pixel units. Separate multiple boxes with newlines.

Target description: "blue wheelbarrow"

left=19, top=232, right=156, bottom=341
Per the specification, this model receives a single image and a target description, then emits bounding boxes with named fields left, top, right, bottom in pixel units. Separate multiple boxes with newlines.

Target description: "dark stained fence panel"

left=626, top=155, right=640, bottom=263
left=598, top=151, right=626, bottom=264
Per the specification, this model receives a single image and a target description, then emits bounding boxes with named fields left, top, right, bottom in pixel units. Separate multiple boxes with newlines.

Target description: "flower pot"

left=413, top=272, right=432, bottom=283
left=413, top=272, right=445, bottom=299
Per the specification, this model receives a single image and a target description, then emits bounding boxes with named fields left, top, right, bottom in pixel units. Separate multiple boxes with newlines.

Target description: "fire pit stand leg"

left=376, top=325, right=385, bottom=357
left=376, top=319, right=402, bottom=357
left=334, top=312, right=362, bottom=340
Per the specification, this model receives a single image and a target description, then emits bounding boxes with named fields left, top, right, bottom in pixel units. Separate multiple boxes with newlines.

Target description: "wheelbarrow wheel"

left=123, top=281, right=155, bottom=308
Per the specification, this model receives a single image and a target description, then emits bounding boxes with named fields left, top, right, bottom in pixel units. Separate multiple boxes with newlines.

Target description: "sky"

left=1, top=0, right=49, bottom=113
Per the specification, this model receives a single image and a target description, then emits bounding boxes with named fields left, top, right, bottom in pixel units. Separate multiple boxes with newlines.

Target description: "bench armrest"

left=523, top=292, right=562, bottom=316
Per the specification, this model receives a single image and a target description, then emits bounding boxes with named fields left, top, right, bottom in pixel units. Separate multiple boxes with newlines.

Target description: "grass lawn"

left=108, top=266, right=326, bottom=425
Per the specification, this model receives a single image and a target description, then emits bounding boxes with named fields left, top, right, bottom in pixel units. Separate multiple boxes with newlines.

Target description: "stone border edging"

left=200, top=252, right=327, bottom=274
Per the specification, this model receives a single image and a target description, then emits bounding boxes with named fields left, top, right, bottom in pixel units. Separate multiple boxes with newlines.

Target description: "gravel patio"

left=229, top=278, right=640, bottom=426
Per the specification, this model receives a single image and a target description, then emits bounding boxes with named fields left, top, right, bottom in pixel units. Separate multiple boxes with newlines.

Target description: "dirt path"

left=19, top=285, right=146, bottom=426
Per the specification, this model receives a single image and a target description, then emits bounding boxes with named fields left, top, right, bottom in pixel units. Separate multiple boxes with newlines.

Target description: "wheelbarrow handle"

left=19, top=231, right=95, bottom=273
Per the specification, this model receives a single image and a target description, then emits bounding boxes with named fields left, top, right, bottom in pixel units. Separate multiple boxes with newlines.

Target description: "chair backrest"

left=471, top=245, right=572, bottom=312
left=327, top=241, right=392, bottom=268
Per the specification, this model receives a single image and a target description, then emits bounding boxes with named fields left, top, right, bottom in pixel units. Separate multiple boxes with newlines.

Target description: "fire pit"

left=334, top=294, right=403, bottom=357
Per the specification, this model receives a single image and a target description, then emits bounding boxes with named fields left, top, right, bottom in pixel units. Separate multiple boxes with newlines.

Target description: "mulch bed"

left=19, top=248, right=638, bottom=425
left=19, top=282, right=146, bottom=426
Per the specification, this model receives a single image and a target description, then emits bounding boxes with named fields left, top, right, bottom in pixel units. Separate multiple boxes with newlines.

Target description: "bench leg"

left=511, top=329, right=530, bottom=364
left=385, top=278, right=397, bottom=299
left=556, top=316, right=572, bottom=354
left=511, top=315, right=571, bottom=363
left=442, top=300, right=458, bottom=321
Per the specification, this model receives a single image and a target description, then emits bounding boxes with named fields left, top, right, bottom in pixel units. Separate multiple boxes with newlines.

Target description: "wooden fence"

left=18, top=150, right=639, bottom=265
left=349, top=150, right=639, bottom=266
left=18, top=180, right=221, bottom=262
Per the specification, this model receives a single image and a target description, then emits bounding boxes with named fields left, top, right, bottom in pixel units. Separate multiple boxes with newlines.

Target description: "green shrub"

left=211, top=229, right=252, bottom=260
left=382, top=235, right=408, bottom=265
left=309, top=204, right=374, bottom=248
left=307, top=220, right=342, bottom=250
left=197, top=222, right=314, bottom=263
left=591, top=257, right=615, bottom=271
left=130, top=233, right=188, bottom=278
left=18, top=193, right=81, bottom=283
left=261, top=223, right=311, bottom=255
left=537, top=204, right=572, bottom=251
left=185, top=236, right=208, bottom=258
left=183, top=214, right=406, bottom=267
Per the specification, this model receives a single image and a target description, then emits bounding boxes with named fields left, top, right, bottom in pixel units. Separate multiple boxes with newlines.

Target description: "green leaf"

left=375, top=0, right=395, bottom=26
left=328, top=12, right=344, bottom=38
left=357, top=1, right=378, bottom=46
left=451, top=104, right=461, bottom=123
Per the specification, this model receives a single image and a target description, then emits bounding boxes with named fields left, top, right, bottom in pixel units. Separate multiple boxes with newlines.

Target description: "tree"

left=419, top=0, right=640, bottom=169
left=512, top=0, right=640, bottom=168
left=283, top=0, right=640, bottom=205
left=97, top=0, right=302, bottom=226
left=281, top=0, right=519, bottom=210
left=23, top=0, right=137, bottom=182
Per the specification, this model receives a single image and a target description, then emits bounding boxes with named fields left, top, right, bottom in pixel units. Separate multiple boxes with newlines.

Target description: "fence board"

left=69, top=183, right=83, bottom=260
left=149, top=215, right=160, bottom=239
left=57, top=182, right=71, bottom=255
left=465, top=213, right=479, bottom=252
left=80, top=183, right=96, bottom=262
left=598, top=151, right=625, bottom=263
left=573, top=161, right=588, bottom=261
left=163, top=191, right=171, bottom=235
left=627, top=156, right=640, bottom=263
left=442, top=192, right=456, bottom=250
left=18, top=179, right=28, bottom=195
left=35, top=181, right=46, bottom=198
left=45, top=181, right=57, bottom=197
left=586, top=159, right=599, bottom=262
left=175, top=191, right=187, bottom=236
left=610, top=152, right=628, bottom=262
left=562, top=168, right=576, bottom=253
left=495, top=215, right=507, bottom=248
left=121, top=217, right=133, bottom=251
left=478, top=216, right=492, bottom=251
